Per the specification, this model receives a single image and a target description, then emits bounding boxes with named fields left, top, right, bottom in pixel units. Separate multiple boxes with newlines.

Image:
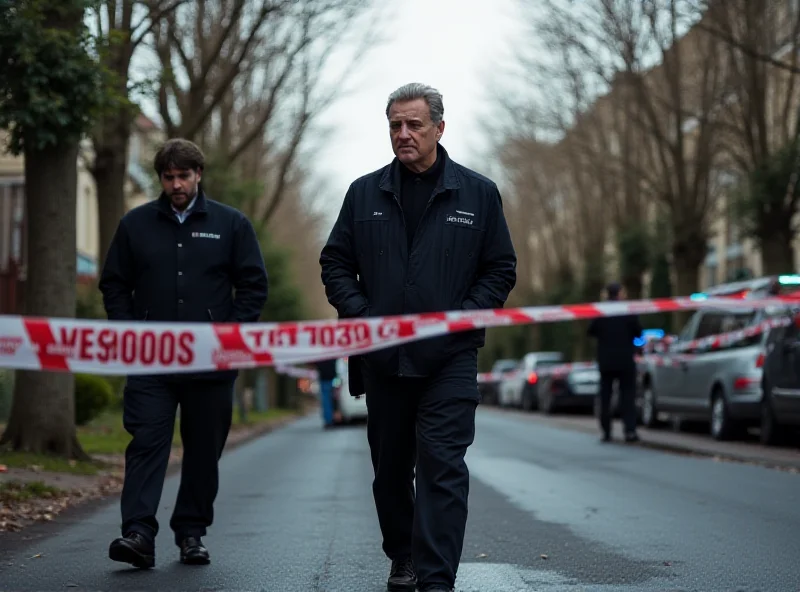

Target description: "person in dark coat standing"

left=99, top=138, right=268, bottom=569
left=320, top=83, right=517, bottom=592
left=315, top=357, right=339, bottom=428
left=588, top=282, right=642, bottom=443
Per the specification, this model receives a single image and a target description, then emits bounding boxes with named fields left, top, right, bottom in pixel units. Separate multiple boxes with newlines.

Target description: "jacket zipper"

left=207, top=309, right=214, bottom=321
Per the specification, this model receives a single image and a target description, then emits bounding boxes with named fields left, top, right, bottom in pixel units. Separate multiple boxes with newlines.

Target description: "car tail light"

left=733, top=376, right=758, bottom=390
left=755, top=352, right=765, bottom=368
left=527, top=372, right=538, bottom=384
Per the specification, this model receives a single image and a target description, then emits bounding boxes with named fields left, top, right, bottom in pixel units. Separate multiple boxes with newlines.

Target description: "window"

left=695, top=312, right=725, bottom=339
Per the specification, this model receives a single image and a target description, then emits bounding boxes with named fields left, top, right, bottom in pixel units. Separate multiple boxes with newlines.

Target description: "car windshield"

left=536, top=360, right=564, bottom=369
left=494, top=360, right=518, bottom=373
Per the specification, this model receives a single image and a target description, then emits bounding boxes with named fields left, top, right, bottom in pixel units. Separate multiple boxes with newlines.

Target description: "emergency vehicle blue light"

left=690, top=292, right=707, bottom=301
left=778, top=274, right=800, bottom=285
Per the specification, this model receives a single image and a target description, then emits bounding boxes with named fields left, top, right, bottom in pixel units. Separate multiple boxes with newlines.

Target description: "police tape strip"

left=0, top=295, right=797, bottom=376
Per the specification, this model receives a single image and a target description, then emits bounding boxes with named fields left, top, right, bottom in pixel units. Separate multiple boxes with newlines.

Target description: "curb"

left=483, top=407, right=800, bottom=472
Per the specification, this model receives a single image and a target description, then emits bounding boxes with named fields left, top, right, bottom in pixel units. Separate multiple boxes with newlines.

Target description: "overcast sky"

left=309, top=0, right=528, bottom=205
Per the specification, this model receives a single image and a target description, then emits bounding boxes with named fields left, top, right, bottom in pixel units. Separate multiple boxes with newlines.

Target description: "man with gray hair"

left=320, top=83, right=517, bottom=591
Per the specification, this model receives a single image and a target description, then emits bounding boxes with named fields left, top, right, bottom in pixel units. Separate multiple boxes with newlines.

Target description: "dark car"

left=760, top=312, right=800, bottom=445
left=537, top=363, right=600, bottom=415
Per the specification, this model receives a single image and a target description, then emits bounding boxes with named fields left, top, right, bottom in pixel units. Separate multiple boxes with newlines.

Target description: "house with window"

left=0, top=112, right=163, bottom=314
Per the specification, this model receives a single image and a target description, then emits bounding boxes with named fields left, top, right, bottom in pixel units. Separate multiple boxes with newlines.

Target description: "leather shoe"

left=109, top=532, right=155, bottom=569
left=387, top=556, right=416, bottom=591
left=179, top=536, right=210, bottom=565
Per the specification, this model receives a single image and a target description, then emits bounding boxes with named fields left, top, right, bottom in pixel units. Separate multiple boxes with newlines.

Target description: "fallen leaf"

left=476, top=553, right=488, bottom=559
left=663, top=561, right=672, bottom=566
left=30, top=553, right=42, bottom=559
left=541, top=554, right=549, bottom=560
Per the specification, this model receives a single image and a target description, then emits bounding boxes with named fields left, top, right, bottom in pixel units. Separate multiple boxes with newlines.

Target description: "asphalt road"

left=0, top=408, right=798, bottom=592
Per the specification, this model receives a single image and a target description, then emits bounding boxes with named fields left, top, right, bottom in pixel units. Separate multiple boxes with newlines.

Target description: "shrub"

left=74, top=374, right=114, bottom=426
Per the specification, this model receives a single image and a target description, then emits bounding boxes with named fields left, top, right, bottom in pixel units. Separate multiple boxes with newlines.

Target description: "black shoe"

left=387, top=556, right=416, bottom=591
left=625, top=432, right=640, bottom=443
left=179, top=536, right=210, bottom=565
left=420, top=588, right=454, bottom=592
left=109, top=532, right=155, bottom=569
left=600, top=432, right=611, bottom=442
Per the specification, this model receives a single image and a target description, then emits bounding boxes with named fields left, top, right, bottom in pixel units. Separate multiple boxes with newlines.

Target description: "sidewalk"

left=489, top=408, right=800, bottom=472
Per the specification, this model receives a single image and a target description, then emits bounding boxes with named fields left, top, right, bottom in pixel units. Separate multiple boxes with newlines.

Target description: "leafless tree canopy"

left=152, top=0, right=382, bottom=226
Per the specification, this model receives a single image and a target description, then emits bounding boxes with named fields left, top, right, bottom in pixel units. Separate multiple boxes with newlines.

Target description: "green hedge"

left=74, top=373, right=114, bottom=426
left=0, top=371, right=114, bottom=426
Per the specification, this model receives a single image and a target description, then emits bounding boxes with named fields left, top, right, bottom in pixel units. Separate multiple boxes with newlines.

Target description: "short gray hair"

left=385, top=83, right=444, bottom=125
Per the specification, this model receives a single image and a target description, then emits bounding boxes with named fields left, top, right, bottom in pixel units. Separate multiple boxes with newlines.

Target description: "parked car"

left=332, top=357, right=368, bottom=425
left=537, top=362, right=600, bottom=415
left=498, top=351, right=564, bottom=410
left=478, top=358, right=519, bottom=405
left=637, top=302, right=789, bottom=440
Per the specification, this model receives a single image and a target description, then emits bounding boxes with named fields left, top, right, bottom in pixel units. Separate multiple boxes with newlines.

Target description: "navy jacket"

left=320, top=145, right=517, bottom=385
left=588, top=314, right=643, bottom=372
left=99, top=191, right=268, bottom=379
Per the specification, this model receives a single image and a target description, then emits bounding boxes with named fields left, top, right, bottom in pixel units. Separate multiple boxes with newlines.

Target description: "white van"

left=332, top=357, right=368, bottom=425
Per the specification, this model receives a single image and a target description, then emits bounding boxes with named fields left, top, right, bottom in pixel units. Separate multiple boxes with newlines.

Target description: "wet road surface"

left=0, top=407, right=798, bottom=591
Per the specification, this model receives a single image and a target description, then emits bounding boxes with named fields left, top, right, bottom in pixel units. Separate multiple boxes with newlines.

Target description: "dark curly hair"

left=153, top=138, right=205, bottom=176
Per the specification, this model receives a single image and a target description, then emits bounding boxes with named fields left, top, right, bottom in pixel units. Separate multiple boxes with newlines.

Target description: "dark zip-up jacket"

left=320, top=145, right=517, bottom=383
left=588, top=314, right=643, bottom=373
left=99, top=191, right=268, bottom=380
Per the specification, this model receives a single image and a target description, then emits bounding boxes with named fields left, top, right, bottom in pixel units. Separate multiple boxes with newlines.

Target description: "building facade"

left=0, top=112, right=163, bottom=314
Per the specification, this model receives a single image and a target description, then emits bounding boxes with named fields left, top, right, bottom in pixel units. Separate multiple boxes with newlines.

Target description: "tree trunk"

left=760, top=236, right=795, bottom=275
left=93, top=136, right=130, bottom=273
left=623, top=275, right=644, bottom=300
left=671, top=254, right=702, bottom=332
left=0, top=140, right=88, bottom=459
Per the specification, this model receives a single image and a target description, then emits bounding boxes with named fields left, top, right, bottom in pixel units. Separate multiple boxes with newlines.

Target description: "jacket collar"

left=379, top=143, right=461, bottom=196
left=156, top=187, right=208, bottom=218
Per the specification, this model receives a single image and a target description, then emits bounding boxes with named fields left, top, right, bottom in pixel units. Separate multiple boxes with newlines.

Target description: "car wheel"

left=760, top=383, right=785, bottom=446
left=711, top=389, right=739, bottom=441
left=641, top=385, right=660, bottom=427
left=522, top=391, right=533, bottom=411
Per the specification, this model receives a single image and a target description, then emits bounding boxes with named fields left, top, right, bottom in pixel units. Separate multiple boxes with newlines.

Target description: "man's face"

left=388, top=98, right=444, bottom=171
left=160, top=167, right=201, bottom=210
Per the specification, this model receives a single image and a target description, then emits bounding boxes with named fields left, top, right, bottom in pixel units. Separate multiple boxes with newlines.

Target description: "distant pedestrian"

left=320, top=82, right=517, bottom=592
left=315, top=357, right=338, bottom=428
left=588, top=282, right=642, bottom=443
left=99, top=138, right=268, bottom=569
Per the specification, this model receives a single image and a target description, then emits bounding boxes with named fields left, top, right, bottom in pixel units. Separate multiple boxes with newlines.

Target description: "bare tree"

left=89, top=0, right=189, bottom=271
left=523, top=0, right=728, bottom=298
left=153, top=0, right=383, bottom=225
left=695, top=0, right=800, bottom=273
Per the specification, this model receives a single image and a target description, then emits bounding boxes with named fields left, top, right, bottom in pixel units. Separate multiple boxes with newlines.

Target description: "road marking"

left=456, top=562, right=587, bottom=591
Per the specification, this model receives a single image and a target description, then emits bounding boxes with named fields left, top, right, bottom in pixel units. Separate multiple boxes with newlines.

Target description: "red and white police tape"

left=0, top=295, right=797, bottom=376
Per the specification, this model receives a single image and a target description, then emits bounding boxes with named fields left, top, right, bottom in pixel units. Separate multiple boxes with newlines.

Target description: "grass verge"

left=0, top=481, right=62, bottom=502
left=0, top=406, right=300, bottom=474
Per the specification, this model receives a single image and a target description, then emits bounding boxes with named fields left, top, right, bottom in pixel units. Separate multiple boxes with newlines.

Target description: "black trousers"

left=598, top=367, right=637, bottom=436
left=120, top=375, right=234, bottom=545
left=363, top=349, right=478, bottom=590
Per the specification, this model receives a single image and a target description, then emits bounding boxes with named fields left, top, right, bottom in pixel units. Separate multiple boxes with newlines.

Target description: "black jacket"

left=320, top=145, right=517, bottom=386
left=99, top=191, right=269, bottom=379
left=588, top=314, right=643, bottom=372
